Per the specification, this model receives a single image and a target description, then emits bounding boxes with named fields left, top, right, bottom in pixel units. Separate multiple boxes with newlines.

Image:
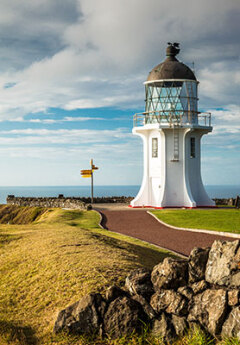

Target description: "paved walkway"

left=95, top=206, right=236, bottom=257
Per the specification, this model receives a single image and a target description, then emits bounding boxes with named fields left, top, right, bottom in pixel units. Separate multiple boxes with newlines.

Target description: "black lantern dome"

left=147, top=43, right=196, bottom=82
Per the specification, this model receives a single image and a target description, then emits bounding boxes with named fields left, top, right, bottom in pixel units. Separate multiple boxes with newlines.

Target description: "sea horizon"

left=0, top=184, right=239, bottom=205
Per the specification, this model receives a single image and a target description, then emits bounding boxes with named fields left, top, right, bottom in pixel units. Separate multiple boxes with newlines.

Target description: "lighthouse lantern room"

left=131, top=43, right=215, bottom=208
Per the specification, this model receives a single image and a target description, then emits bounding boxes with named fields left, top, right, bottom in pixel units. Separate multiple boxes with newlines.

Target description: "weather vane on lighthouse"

left=130, top=43, right=215, bottom=208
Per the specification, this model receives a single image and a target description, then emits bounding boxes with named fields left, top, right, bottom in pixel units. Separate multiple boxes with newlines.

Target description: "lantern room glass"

left=145, top=80, right=198, bottom=124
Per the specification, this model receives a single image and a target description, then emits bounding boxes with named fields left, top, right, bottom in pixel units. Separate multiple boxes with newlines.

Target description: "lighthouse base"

left=131, top=126, right=215, bottom=209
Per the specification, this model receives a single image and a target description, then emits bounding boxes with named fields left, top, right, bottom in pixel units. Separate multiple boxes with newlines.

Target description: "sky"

left=0, top=0, right=239, bottom=186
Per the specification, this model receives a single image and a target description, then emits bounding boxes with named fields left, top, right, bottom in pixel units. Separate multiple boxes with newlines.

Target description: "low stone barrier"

left=6, top=195, right=90, bottom=210
left=54, top=239, right=240, bottom=341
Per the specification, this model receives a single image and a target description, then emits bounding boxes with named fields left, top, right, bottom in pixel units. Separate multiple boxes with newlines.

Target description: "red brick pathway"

left=99, top=210, right=236, bottom=257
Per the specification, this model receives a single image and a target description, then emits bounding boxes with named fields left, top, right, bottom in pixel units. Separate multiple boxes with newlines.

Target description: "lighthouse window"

left=190, top=137, right=196, bottom=158
left=152, top=138, right=158, bottom=158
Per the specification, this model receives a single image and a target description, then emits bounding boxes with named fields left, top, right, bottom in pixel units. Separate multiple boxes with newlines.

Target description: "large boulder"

left=125, top=268, right=154, bottom=300
left=53, top=293, right=106, bottom=334
left=151, top=258, right=188, bottom=291
left=205, top=240, right=240, bottom=287
left=103, top=296, right=146, bottom=338
left=188, top=289, right=227, bottom=335
left=150, top=290, right=188, bottom=316
left=188, top=247, right=210, bottom=283
left=221, top=306, right=240, bottom=339
left=152, top=313, right=175, bottom=341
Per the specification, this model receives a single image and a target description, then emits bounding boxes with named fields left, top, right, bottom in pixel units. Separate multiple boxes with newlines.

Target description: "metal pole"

left=90, top=159, right=93, bottom=204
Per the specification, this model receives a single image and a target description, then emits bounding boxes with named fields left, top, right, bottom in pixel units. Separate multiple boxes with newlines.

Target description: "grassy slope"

left=151, top=209, right=240, bottom=234
left=0, top=206, right=239, bottom=345
left=0, top=206, right=175, bottom=345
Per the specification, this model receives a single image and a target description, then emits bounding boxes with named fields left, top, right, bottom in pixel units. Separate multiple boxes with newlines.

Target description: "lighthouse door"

left=151, top=177, right=161, bottom=206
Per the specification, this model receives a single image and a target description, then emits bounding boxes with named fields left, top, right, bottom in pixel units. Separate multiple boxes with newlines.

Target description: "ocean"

left=0, top=185, right=239, bottom=204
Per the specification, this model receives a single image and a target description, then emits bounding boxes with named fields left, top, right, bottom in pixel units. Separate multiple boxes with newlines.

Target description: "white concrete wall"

left=131, top=125, right=215, bottom=208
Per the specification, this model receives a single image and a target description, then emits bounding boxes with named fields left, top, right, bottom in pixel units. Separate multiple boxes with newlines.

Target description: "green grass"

left=151, top=209, right=240, bottom=234
left=0, top=205, right=239, bottom=345
left=0, top=205, right=174, bottom=345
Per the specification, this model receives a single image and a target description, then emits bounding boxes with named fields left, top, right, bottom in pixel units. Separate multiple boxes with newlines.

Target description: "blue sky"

left=0, top=0, right=239, bottom=186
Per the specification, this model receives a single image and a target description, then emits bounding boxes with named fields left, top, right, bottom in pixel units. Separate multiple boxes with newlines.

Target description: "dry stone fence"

left=6, top=195, right=90, bottom=210
left=54, top=239, right=240, bottom=341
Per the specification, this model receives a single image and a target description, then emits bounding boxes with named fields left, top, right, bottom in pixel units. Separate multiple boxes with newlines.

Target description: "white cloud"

left=0, top=0, right=238, bottom=119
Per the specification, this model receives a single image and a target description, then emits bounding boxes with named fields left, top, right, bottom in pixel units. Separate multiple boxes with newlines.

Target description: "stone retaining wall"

left=54, top=240, right=240, bottom=341
left=6, top=195, right=89, bottom=210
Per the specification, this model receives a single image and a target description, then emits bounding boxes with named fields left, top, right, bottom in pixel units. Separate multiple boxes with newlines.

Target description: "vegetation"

left=0, top=205, right=239, bottom=344
left=151, top=209, right=240, bottom=234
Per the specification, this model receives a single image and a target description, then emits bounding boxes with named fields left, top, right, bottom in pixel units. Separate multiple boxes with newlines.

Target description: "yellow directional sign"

left=81, top=159, right=99, bottom=203
left=81, top=170, right=92, bottom=174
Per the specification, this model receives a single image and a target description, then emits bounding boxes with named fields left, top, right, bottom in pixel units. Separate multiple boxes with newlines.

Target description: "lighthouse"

left=131, top=43, right=215, bottom=208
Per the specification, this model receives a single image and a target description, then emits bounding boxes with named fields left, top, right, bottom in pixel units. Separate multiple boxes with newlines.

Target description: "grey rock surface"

left=221, top=306, right=240, bottom=338
left=171, top=315, right=188, bottom=336
left=228, top=289, right=240, bottom=307
left=103, top=296, right=146, bottom=338
left=205, top=240, right=240, bottom=287
left=132, top=294, right=156, bottom=320
left=151, top=257, right=188, bottom=291
left=53, top=293, right=106, bottom=334
left=188, top=289, right=227, bottom=335
left=152, top=313, right=175, bottom=341
left=150, top=290, right=188, bottom=316
left=191, top=280, right=208, bottom=295
left=125, top=268, right=154, bottom=300
left=177, top=286, right=193, bottom=300
left=188, top=247, right=210, bottom=283
left=105, top=285, right=128, bottom=303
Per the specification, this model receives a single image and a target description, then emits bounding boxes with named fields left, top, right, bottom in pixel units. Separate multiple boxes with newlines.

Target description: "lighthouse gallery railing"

left=133, top=110, right=211, bottom=128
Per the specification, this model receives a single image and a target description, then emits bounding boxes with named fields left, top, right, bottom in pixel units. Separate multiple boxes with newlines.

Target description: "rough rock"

left=228, top=289, right=240, bottom=307
left=105, top=285, right=128, bottom=303
left=152, top=313, right=175, bottom=341
left=132, top=294, right=156, bottom=319
left=188, top=247, right=210, bottom=283
left=125, top=268, right=154, bottom=300
left=53, top=293, right=106, bottom=334
left=221, top=306, right=240, bottom=338
left=150, top=290, right=188, bottom=316
left=188, top=289, right=227, bottom=335
left=103, top=296, right=146, bottom=338
left=205, top=240, right=240, bottom=287
left=177, top=286, right=193, bottom=300
left=191, top=280, right=208, bottom=295
left=151, top=258, right=188, bottom=291
left=171, top=315, right=188, bottom=336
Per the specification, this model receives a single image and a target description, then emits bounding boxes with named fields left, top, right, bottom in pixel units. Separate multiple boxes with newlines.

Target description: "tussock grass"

left=151, top=209, right=240, bottom=234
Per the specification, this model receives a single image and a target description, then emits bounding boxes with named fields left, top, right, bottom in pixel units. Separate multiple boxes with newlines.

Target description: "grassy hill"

left=0, top=205, right=239, bottom=345
left=0, top=205, right=175, bottom=345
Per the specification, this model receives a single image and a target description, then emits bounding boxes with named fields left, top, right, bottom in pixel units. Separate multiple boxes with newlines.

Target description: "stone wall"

left=54, top=240, right=240, bottom=341
left=6, top=195, right=90, bottom=210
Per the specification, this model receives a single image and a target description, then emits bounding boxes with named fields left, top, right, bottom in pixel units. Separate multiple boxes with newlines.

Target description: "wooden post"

left=90, top=159, right=94, bottom=204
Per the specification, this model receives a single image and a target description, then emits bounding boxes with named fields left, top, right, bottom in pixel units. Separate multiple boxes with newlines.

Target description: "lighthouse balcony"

left=133, top=110, right=211, bottom=128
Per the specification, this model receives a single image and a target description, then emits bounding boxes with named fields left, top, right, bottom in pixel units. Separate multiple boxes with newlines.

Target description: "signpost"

left=80, top=159, right=99, bottom=204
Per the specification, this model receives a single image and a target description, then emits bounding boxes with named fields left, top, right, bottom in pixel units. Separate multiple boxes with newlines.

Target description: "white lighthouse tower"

left=131, top=43, right=215, bottom=208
